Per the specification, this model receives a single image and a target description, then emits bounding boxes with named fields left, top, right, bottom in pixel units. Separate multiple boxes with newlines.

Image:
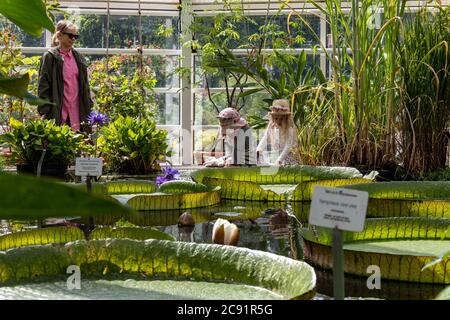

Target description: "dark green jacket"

left=37, top=47, right=92, bottom=132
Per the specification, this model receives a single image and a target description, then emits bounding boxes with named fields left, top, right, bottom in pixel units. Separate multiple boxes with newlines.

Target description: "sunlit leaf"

left=0, top=239, right=317, bottom=300
left=0, top=172, right=133, bottom=220
left=0, top=0, right=54, bottom=36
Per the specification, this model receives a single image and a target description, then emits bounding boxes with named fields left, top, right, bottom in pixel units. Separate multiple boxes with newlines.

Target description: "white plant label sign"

left=309, top=186, right=369, bottom=232
left=75, top=157, right=103, bottom=177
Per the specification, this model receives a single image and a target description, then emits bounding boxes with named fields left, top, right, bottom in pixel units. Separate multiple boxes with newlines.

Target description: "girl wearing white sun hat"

left=256, top=99, right=300, bottom=166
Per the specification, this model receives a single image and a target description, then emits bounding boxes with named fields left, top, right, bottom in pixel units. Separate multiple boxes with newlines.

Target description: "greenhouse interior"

left=0, top=0, right=449, bottom=302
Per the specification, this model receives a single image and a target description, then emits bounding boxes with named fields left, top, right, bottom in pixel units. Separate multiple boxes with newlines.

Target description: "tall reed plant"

left=287, top=0, right=405, bottom=169
left=397, top=5, right=450, bottom=175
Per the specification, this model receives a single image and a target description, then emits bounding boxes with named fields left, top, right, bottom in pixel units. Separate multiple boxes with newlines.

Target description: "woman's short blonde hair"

left=51, top=20, right=78, bottom=47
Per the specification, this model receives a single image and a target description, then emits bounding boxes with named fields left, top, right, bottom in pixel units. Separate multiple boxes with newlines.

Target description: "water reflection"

left=314, top=269, right=445, bottom=300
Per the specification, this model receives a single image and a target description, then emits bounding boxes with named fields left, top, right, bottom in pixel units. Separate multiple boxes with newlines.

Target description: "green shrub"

left=89, top=55, right=158, bottom=121
left=98, top=115, right=170, bottom=174
left=0, top=118, right=88, bottom=166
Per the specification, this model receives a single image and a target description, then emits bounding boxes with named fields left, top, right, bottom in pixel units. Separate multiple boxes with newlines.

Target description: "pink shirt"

left=60, top=48, right=80, bottom=131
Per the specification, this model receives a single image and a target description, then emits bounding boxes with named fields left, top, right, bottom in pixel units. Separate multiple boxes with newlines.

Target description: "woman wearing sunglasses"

left=38, top=20, right=93, bottom=132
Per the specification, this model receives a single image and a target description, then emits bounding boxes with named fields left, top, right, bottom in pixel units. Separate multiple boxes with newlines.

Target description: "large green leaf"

left=99, top=180, right=157, bottom=195
left=0, top=172, right=133, bottom=220
left=0, top=279, right=284, bottom=300
left=91, top=227, right=175, bottom=241
left=435, top=286, right=450, bottom=300
left=304, top=217, right=450, bottom=244
left=0, top=74, right=29, bottom=98
left=302, top=217, right=450, bottom=284
left=0, top=74, right=52, bottom=105
left=158, top=180, right=210, bottom=194
left=0, top=226, right=175, bottom=251
left=0, top=239, right=316, bottom=299
left=0, top=0, right=54, bottom=36
left=345, top=240, right=449, bottom=256
left=191, top=166, right=363, bottom=184
left=342, top=181, right=450, bottom=199
left=304, top=239, right=450, bottom=284
left=116, top=187, right=222, bottom=210
left=291, top=178, right=373, bottom=201
left=0, top=227, right=84, bottom=251
left=342, top=181, right=450, bottom=218
left=365, top=199, right=450, bottom=218
left=203, top=177, right=286, bottom=201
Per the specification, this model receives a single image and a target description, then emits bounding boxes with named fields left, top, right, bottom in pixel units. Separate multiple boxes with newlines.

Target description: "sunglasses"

left=61, top=31, right=79, bottom=40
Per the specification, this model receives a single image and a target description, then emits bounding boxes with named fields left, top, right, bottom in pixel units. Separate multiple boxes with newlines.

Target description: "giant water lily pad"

left=99, top=180, right=157, bottom=195
left=292, top=178, right=372, bottom=201
left=342, top=182, right=450, bottom=218
left=0, top=239, right=316, bottom=300
left=302, top=218, right=450, bottom=284
left=0, top=226, right=174, bottom=251
left=363, top=199, right=450, bottom=219
left=94, top=180, right=222, bottom=210
left=304, top=239, right=450, bottom=284
left=0, top=279, right=284, bottom=300
left=191, top=166, right=364, bottom=184
left=203, top=177, right=287, bottom=201
left=344, top=240, right=449, bottom=256
left=192, top=166, right=372, bottom=201
left=435, top=285, right=450, bottom=300
left=343, top=181, right=450, bottom=199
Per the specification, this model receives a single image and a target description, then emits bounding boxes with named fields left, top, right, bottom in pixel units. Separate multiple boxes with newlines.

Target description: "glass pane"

left=195, top=52, right=320, bottom=89
left=142, top=16, right=180, bottom=49
left=156, top=92, right=180, bottom=125
left=0, top=18, right=45, bottom=47
left=194, top=91, right=270, bottom=126
left=194, top=14, right=320, bottom=50
left=78, top=15, right=107, bottom=48
left=145, top=55, right=180, bottom=88
left=160, top=127, right=181, bottom=165
left=108, top=15, right=139, bottom=48
left=85, top=54, right=179, bottom=88
left=193, top=126, right=221, bottom=164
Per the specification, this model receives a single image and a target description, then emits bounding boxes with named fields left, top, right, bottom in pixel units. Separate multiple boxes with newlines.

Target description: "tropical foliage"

left=0, top=118, right=89, bottom=166
left=97, top=115, right=170, bottom=173
left=89, top=55, right=158, bottom=121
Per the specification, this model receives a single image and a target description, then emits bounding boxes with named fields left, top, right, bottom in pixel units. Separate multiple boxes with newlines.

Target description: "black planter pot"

left=16, top=163, right=68, bottom=180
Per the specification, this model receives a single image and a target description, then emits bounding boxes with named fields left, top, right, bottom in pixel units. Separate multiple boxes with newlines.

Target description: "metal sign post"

left=309, top=186, right=369, bottom=301
left=75, top=157, right=103, bottom=239
left=332, top=227, right=345, bottom=300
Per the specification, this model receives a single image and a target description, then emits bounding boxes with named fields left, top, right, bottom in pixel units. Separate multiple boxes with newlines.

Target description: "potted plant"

left=97, top=115, right=171, bottom=174
left=0, top=118, right=87, bottom=178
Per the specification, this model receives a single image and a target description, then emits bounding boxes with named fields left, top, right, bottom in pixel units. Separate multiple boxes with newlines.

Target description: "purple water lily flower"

left=156, top=166, right=180, bottom=186
left=87, top=112, right=109, bottom=127
left=163, top=166, right=180, bottom=179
